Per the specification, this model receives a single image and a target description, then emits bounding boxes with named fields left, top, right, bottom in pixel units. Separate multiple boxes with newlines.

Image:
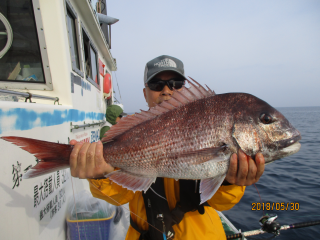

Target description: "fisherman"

left=100, top=104, right=124, bottom=139
left=69, top=55, right=265, bottom=240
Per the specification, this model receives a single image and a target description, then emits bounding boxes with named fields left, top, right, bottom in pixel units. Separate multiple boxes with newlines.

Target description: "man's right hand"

left=69, top=140, right=114, bottom=179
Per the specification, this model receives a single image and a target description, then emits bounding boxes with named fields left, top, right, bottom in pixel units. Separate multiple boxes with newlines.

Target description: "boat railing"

left=70, top=121, right=106, bottom=132
left=0, top=89, right=59, bottom=104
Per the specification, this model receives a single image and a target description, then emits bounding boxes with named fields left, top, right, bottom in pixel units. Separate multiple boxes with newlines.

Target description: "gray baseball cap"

left=144, top=55, right=185, bottom=84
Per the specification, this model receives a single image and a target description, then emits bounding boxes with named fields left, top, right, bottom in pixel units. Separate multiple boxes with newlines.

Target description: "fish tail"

left=1, top=136, right=72, bottom=179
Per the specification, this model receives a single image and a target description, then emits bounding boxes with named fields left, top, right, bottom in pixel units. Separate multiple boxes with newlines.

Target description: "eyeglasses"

left=146, top=78, right=185, bottom=91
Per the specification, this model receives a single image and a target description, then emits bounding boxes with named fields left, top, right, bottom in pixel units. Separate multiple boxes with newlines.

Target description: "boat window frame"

left=64, top=0, right=84, bottom=78
left=81, top=23, right=100, bottom=90
left=0, top=0, right=53, bottom=91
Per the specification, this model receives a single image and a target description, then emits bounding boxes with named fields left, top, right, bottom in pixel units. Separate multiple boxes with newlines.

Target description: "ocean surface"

left=224, top=106, right=320, bottom=239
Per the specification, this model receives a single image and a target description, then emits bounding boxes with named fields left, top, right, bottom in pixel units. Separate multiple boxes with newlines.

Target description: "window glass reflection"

left=66, top=10, right=80, bottom=70
left=90, top=46, right=97, bottom=84
left=0, top=0, right=45, bottom=83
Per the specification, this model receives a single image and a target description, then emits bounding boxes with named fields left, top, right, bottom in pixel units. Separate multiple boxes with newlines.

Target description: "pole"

left=226, top=220, right=320, bottom=239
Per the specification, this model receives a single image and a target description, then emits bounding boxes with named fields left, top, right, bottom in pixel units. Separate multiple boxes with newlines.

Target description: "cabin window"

left=82, top=26, right=99, bottom=88
left=65, top=0, right=83, bottom=77
left=0, top=0, right=48, bottom=88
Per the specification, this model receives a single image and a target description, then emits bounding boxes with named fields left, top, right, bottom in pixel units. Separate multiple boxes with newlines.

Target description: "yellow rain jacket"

left=88, top=178, right=245, bottom=240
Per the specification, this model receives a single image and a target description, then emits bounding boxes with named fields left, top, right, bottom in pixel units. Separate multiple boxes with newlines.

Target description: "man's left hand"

left=225, top=149, right=265, bottom=186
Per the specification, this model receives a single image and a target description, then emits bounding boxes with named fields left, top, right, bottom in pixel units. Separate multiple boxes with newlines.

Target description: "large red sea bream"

left=1, top=78, right=301, bottom=204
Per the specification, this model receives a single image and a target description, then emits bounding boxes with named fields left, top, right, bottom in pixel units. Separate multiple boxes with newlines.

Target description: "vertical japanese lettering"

left=34, top=185, right=39, bottom=207
left=12, top=161, right=22, bottom=189
left=49, top=175, right=53, bottom=194
left=56, top=170, right=60, bottom=188
left=44, top=178, right=49, bottom=199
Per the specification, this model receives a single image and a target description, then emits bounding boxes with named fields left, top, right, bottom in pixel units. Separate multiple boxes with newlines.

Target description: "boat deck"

left=217, top=211, right=246, bottom=240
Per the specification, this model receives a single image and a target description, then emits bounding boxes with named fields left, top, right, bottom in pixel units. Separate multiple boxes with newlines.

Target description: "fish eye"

left=260, top=113, right=273, bottom=124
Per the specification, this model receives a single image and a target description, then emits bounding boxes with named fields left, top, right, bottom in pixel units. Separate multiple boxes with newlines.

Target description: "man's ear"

left=143, top=88, right=147, bottom=102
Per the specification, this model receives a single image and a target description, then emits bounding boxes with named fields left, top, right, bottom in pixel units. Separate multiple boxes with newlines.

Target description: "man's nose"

left=161, top=85, right=173, bottom=96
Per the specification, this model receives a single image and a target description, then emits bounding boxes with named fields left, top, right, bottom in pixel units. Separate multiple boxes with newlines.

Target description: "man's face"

left=115, top=116, right=121, bottom=123
left=143, top=71, right=182, bottom=108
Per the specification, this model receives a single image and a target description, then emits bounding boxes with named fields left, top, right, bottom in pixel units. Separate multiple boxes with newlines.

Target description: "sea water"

left=224, top=106, right=320, bottom=239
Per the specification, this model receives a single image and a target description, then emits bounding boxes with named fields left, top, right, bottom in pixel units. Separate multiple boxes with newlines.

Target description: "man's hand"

left=225, top=149, right=265, bottom=186
left=69, top=140, right=114, bottom=179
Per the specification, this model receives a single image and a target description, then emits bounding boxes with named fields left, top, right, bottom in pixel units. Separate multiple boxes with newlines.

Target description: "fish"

left=1, top=78, right=301, bottom=204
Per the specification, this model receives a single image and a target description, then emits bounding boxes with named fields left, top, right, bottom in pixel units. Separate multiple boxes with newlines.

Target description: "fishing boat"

left=217, top=211, right=245, bottom=239
left=0, top=0, right=121, bottom=239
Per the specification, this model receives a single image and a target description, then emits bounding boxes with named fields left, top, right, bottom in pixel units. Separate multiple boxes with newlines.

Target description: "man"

left=100, top=104, right=124, bottom=139
left=70, top=55, right=265, bottom=239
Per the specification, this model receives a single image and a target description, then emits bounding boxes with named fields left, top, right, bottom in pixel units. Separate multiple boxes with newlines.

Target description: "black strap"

left=130, top=215, right=151, bottom=240
left=130, top=178, right=211, bottom=240
left=145, top=178, right=175, bottom=240
left=178, top=179, right=206, bottom=214
left=130, top=178, right=175, bottom=240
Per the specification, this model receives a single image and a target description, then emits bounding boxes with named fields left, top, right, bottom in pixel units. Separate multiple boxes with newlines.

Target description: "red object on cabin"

left=96, top=59, right=105, bottom=86
left=103, top=73, right=112, bottom=99
left=99, top=59, right=105, bottom=77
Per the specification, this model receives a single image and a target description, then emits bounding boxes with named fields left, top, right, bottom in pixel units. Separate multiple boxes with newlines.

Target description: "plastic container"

left=67, top=212, right=115, bottom=240
left=66, top=190, right=116, bottom=240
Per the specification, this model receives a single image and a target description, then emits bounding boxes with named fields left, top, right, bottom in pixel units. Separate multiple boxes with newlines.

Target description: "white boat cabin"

left=0, top=0, right=120, bottom=239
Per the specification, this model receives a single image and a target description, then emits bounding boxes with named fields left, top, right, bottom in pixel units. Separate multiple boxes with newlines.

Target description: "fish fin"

left=1, top=136, right=71, bottom=179
left=167, top=145, right=229, bottom=165
left=159, top=100, right=176, bottom=110
left=101, top=77, right=214, bottom=142
left=23, top=162, right=69, bottom=179
left=188, top=76, right=215, bottom=97
left=171, top=89, right=190, bottom=104
left=200, top=174, right=226, bottom=204
left=166, top=96, right=184, bottom=108
left=149, top=105, right=169, bottom=115
left=205, top=84, right=215, bottom=95
left=105, top=170, right=156, bottom=193
left=185, top=79, right=206, bottom=98
left=155, top=104, right=171, bottom=113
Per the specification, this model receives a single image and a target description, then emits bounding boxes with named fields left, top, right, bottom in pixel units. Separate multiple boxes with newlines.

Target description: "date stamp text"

left=252, top=202, right=300, bottom=211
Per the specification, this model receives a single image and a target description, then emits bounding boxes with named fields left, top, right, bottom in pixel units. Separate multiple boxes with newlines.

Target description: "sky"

left=107, top=0, right=320, bottom=113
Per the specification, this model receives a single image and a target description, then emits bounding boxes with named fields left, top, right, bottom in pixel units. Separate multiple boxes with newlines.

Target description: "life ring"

left=0, top=12, right=13, bottom=59
left=103, top=73, right=112, bottom=99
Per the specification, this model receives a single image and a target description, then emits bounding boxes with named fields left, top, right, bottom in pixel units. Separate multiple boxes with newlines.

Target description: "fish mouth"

left=274, top=134, right=301, bottom=149
left=264, top=135, right=301, bottom=164
left=273, top=134, right=301, bottom=159
left=281, top=141, right=301, bottom=154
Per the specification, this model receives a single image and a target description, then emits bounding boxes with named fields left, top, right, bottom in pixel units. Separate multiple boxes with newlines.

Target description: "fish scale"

left=1, top=78, right=301, bottom=204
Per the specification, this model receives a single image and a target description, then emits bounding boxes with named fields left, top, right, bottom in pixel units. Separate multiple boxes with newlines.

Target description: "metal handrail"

left=70, top=120, right=106, bottom=132
left=0, top=89, right=59, bottom=104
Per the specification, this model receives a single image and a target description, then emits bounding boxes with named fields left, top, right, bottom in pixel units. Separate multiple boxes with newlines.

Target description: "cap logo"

left=154, top=58, right=177, bottom=68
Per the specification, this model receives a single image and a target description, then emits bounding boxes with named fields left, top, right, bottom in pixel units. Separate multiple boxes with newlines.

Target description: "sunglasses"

left=146, top=78, right=185, bottom=91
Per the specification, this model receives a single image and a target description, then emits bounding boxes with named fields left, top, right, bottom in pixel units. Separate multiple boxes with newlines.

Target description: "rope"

left=150, top=186, right=167, bottom=201
left=113, top=71, right=122, bottom=103
left=254, top=183, right=264, bottom=216
left=71, top=176, right=82, bottom=240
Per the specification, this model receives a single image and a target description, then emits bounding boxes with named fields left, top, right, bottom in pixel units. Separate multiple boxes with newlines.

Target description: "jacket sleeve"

left=100, top=126, right=110, bottom=140
left=207, top=185, right=246, bottom=211
left=88, top=178, right=135, bottom=206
